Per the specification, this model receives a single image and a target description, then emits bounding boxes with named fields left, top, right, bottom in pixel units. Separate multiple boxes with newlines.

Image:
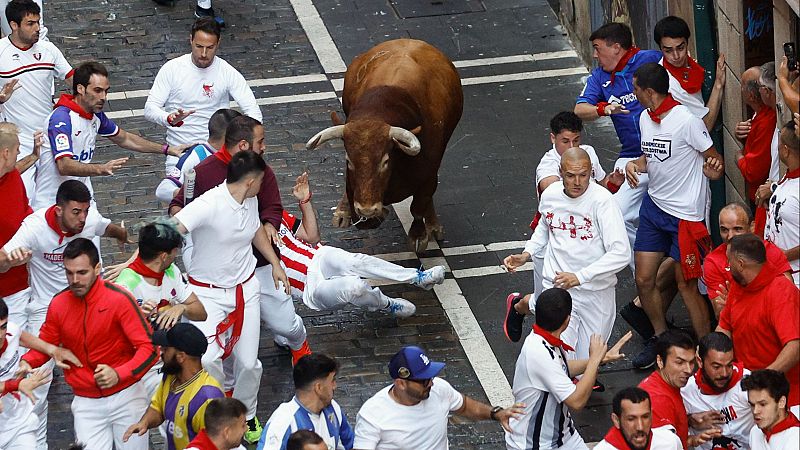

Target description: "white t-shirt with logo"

left=0, top=321, right=38, bottom=445
left=639, top=104, right=713, bottom=221
left=506, top=331, right=584, bottom=450
left=764, top=177, right=800, bottom=286
left=3, top=206, right=110, bottom=306
left=681, top=368, right=753, bottom=450
left=175, top=183, right=259, bottom=288
left=353, top=377, right=464, bottom=450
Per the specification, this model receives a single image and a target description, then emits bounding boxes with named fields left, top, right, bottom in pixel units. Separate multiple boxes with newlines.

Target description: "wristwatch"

left=490, top=406, right=504, bottom=421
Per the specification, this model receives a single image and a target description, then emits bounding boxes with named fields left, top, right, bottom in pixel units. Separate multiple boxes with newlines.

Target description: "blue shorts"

left=633, top=194, right=681, bottom=261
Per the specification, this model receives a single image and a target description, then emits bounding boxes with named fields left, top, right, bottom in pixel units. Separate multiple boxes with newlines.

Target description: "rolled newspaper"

left=184, top=168, right=196, bottom=205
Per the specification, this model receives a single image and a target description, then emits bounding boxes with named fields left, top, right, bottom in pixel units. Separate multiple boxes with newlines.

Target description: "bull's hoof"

left=427, top=223, right=444, bottom=240
left=409, top=235, right=430, bottom=254
left=332, top=210, right=351, bottom=228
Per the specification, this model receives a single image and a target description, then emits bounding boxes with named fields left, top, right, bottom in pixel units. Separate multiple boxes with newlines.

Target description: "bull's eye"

left=379, top=155, right=390, bottom=172
left=346, top=157, right=354, bottom=171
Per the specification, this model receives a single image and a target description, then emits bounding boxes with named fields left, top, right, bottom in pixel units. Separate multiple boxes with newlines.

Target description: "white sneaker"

left=384, top=298, right=416, bottom=318
left=411, top=266, right=445, bottom=290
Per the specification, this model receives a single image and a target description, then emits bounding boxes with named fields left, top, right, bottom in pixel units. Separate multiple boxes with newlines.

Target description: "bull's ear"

left=409, top=126, right=422, bottom=135
left=331, top=111, right=344, bottom=126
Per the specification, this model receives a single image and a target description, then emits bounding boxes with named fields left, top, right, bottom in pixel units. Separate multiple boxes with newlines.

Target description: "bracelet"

left=606, top=180, right=621, bottom=194
left=596, top=101, right=609, bottom=117
left=162, top=144, right=169, bottom=155
left=490, top=406, right=503, bottom=421
left=299, top=191, right=313, bottom=204
left=2, top=378, right=20, bottom=395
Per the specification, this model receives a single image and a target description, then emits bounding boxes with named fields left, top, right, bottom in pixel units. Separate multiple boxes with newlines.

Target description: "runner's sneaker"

left=632, top=336, right=659, bottom=369
left=411, top=266, right=445, bottom=290
left=620, top=301, right=655, bottom=339
left=290, top=340, right=312, bottom=366
left=194, top=5, right=226, bottom=27
left=383, top=298, right=416, bottom=318
left=244, top=417, right=262, bottom=444
left=503, top=293, right=525, bottom=343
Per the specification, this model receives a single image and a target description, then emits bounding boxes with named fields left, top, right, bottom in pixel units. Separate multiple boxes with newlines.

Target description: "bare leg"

left=635, top=251, right=669, bottom=335
left=674, top=265, right=711, bottom=338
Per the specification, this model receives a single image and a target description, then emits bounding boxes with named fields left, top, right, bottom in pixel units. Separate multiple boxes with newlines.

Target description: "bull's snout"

left=353, top=201, right=384, bottom=218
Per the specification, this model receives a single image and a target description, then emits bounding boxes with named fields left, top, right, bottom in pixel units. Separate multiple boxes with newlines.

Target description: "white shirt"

left=144, top=54, right=262, bottom=147
left=769, top=127, right=781, bottom=182
left=749, top=416, right=800, bottom=450
left=115, top=263, right=193, bottom=308
left=764, top=177, right=800, bottom=286
left=261, top=397, right=351, bottom=450
left=660, top=57, right=709, bottom=120
left=506, top=331, right=582, bottom=450
left=35, top=102, right=119, bottom=209
left=524, top=182, right=630, bottom=292
left=535, top=144, right=607, bottom=194
left=681, top=368, right=753, bottom=450
left=353, top=377, right=464, bottom=450
left=0, top=322, right=38, bottom=443
left=175, top=183, right=259, bottom=287
left=639, top=104, right=713, bottom=221
left=593, top=427, right=683, bottom=450
left=0, top=37, right=72, bottom=155
left=3, top=206, right=110, bottom=305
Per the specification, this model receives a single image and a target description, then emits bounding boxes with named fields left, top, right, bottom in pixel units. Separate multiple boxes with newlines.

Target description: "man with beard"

left=594, top=387, right=682, bottom=450
left=0, top=179, right=129, bottom=446
left=639, top=330, right=722, bottom=449
left=354, top=346, right=524, bottom=450
left=19, top=238, right=157, bottom=450
left=742, top=370, right=799, bottom=450
left=123, top=323, right=224, bottom=450
left=717, top=234, right=800, bottom=414
left=258, top=354, right=353, bottom=450
left=703, top=203, right=791, bottom=316
left=681, top=332, right=753, bottom=450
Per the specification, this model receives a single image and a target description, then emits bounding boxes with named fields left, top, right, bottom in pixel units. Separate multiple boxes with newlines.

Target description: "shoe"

left=244, top=417, right=262, bottom=444
left=290, top=340, right=312, bottom=366
left=620, top=301, right=655, bottom=340
left=152, top=0, right=176, bottom=6
left=411, top=266, right=445, bottom=290
left=194, top=5, right=225, bottom=27
left=632, top=336, right=659, bottom=369
left=273, top=340, right=291, bottom=353
left=503, top=293, right=525, bottom=343
left=384, top=298, right=416, bottom=318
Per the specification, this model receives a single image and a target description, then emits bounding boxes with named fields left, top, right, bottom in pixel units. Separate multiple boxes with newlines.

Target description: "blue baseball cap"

left=388, top=346, right=445, bottom=380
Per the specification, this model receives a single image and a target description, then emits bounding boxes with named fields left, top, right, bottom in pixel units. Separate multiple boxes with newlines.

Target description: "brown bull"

left=306, top=39, right=463, bottom=253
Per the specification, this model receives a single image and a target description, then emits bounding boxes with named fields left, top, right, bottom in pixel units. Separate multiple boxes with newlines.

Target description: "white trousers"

left=532, top=255, right=544, bottom=302
left=612, top=157, right=649, bottom=271
left=24, top=294, right=52, bottom=450
left=255, top=264, right=306, bottom=350
left=70, top=383, right=149, bottom=450
left=0, top=415, right=37, bottom=450
left=303, top=246, right=417, bottom=311
left=190, top=276, right=262, bottom=420
left=2, top=288, right=30, bottom=331
left=558, top=286, right=616, bottom=361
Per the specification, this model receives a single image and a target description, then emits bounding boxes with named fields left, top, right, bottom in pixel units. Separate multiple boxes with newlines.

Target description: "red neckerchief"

left=45, top=205, right=75, bottom=244
left=779, top=167, right=800, bottom=184
left=127, top=256, right=165, bottom=286
left=609, top=47, right=641, bottom=84
left=213, top=145, right=232, bottom=164
left=54, top=94, right=93, bottom=120
left=764, top=412, right=800, bottom=442
left=663, top=57, right=705, bottom=94
left=185, top=429, right=220, bottom=450
left=0, top=334, right=8, bottom=356
left=694, top=362, right=745, bottom=395
left=647, top=94, right=682, bottom=124
left=533, top=324, right=575, bottom=352
left=603, top=425, right=653, bottom=450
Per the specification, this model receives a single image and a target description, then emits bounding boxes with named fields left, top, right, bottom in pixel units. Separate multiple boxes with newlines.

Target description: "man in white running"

left=741, top=370, right=799, bottom=450
left=172, top=150, right=290, bottom=445
left=0, top=179, right=130, bottom=448
left=681, top=332, right=753, bottom=450
left=145, top=17, right=260, bottom=202
left=0, top=0, right=71, bottom=202
left=279, top=172, right=444, bottom=318
left=593, top=387, right=683, bottom=450
left=503, top=147, right=630, bottom=359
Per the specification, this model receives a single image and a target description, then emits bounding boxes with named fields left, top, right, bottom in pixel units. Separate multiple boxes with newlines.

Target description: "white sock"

left=197, top=0, right=212, bottom=9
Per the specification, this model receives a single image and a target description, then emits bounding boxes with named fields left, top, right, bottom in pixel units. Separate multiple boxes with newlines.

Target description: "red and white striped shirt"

left=279, top=211, right=319, bottom=298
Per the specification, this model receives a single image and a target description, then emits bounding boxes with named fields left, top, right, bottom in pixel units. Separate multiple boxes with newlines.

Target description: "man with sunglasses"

left=353, top=346, right=524, bottom=450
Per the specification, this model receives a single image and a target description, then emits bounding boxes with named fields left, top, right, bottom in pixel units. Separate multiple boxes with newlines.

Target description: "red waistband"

left=188, top=271, right=255, bottom=289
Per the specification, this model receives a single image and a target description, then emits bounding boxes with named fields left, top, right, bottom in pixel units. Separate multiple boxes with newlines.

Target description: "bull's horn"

left=306, top=125, right=344, bottom=150
left=389, top=127, right=421, bottom=156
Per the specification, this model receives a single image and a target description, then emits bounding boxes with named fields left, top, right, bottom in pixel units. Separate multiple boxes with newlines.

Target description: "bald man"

left=504, top=148, right=631, bottom=360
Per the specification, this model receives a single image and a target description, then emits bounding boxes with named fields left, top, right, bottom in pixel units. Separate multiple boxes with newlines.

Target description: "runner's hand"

left=602, top=331, right=632, bottom=364
left=625, top=161, right=640, bottom=188
left=32, top=130, right=43, bottom=157
left=495, top=402, right=526, bottom=433
left=735, top=120, right=751, bottom=141
left=604, top=103, right=630, bottom=115
left=99, top=157, right=129, bottom=175
left=273, top=265, right=291, bottom=295
left=264, top=222, right=281, bottom=247
left=18, top=369, right=51, bottom=403
left=52, top=347, right=83, bottom=370
left=0, top=79, right=21, bottom=103
left=703, top=157, right=724, bottom=180
left=94, top=364, right=120, bottom=389
left=156, top=304, right=186, bottom=329
left=123, top=421, right=149, bottom=442
left=553, top=272, right=580, bottom=289
left=293, top=172, right=311, bottom=202
left=502, top=253, right=529, bottom=272
left=167, top=108, right=195, bottom=126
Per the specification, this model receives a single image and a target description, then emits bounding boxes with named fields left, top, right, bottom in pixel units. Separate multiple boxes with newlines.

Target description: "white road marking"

left=287, top=0, right=348, bottom=74
left=461, top=66, right=588, bottom=85
left=452, top=49, right=579, bottom=68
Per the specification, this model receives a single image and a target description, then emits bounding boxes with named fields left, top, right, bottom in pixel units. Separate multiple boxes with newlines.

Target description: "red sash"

left=677, top=220, right=712, bottom=280
left=188, top=272, right=253, bottom=360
